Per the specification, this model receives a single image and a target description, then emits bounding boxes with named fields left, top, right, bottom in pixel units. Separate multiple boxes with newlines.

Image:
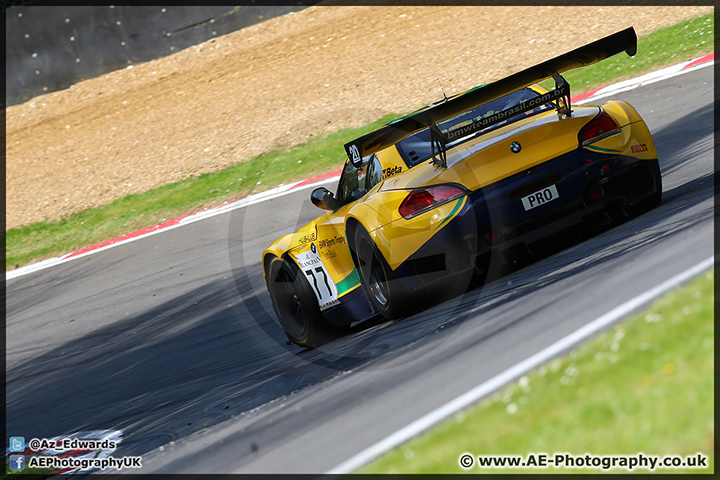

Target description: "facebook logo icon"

left=9, top=455, right=25, bottom=471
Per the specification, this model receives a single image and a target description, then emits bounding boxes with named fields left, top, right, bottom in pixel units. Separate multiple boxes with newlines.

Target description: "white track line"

left=6, top=176, right=338, bottom=280
left=576, top=59, right=713, bottom=104
left=6, top=55, right=712, bottom=280
left=327, top=256, right=714, bottom=474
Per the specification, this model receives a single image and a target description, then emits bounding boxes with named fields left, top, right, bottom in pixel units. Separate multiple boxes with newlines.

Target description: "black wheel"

left=267, top=257, right=345, bottom=348
left=353, top=226, right=409, bottom=320
left=628, top=159, right=662, bottom=217
left=629, top=189, right=662, bottom=217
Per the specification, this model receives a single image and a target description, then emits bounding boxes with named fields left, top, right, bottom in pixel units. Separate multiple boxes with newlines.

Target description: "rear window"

left=396, top=88, right=554, bottom=167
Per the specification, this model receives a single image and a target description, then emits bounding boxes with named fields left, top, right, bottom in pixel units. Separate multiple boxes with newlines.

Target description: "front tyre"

left=267, top=257, right=345, bottom=348
left=354, top=226, right=409, bottom=320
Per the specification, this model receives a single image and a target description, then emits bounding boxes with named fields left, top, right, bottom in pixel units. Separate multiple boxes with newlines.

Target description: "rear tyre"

left=629, top=189, right=662, bottom=217
left=628, top=159, right=663, bottom=217
left=354, top=227, right=410, bottom=320
left=267, top=257, right=345, bottom=348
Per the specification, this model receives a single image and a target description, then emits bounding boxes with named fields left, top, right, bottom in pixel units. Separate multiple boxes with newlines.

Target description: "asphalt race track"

left=6, top=66, right=713, bottom=473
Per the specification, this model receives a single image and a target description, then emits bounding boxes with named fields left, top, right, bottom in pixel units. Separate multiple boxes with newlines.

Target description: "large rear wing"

left=344, top=27, right=637, bottom=167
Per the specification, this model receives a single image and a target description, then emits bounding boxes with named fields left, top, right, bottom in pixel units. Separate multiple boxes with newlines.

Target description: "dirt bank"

left=6, top=5, right=712, bottom=229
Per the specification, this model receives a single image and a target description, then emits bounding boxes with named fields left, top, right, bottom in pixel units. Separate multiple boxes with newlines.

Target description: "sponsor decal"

left=296, top=231, right=317, bottom=245
left=446, top=84, right=569, bottom=141
left=521, top=184, right=560, bottom=211
left=294, top=246, right=340, bottom=311
left=382, top=165, right=403, bottom=180
left=631, top=143, right=648, bottom=153
left=318, top=235, right=345, bottom=260
left=317, top=235, right=346, bottom=249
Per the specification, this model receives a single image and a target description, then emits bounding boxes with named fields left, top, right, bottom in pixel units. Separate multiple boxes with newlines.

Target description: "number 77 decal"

left=305, top=267, right=334, bottom=299
left=294, top=245, right=340, bottom=310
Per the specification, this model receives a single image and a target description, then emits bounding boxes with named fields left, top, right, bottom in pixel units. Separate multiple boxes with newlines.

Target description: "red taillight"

left=580, top=112, right=620, bottom=146
left=399, top=185, right=466, bottom=219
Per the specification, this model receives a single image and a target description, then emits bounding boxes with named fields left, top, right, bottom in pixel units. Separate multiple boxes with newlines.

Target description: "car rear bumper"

left=396, top=148, right=661, bottom=289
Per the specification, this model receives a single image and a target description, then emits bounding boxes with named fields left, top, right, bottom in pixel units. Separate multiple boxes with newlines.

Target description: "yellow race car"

left=263, top=27, right=661, bottom=347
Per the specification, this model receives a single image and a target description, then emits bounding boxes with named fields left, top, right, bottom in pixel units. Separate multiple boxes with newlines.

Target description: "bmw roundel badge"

left=510, top=142, right=522, bottom=153
left=310, top=243, right=317, bottom=254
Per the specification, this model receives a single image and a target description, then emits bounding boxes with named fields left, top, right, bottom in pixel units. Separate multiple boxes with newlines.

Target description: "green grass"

left=5, top=114, right=397, bottom=269
left=538, top=13, right=714, bottom=92
left=362, top=269, right=714, bottom=474
left=6, top=13, right=713, bottom=270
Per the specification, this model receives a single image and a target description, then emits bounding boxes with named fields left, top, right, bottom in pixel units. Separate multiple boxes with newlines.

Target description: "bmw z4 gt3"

left=262, top=27, right=661, bottom=348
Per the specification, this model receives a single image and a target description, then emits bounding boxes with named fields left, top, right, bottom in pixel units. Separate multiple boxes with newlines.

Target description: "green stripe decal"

left=336, top=268, right=360, bottom=296
left=585, top=144, right=622, bottom=153
left=435, top=197, right=464, bottom=230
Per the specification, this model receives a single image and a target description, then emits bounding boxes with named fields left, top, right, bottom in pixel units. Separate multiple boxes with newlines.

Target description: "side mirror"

left=311, top=187, right=341, bottom=211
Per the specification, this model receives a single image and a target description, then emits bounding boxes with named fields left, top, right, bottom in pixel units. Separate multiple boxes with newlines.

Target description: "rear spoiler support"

left=429, top=73, right=573, bottom=168
left=429, top=123, right=448, bottom=168
left=553, top=73, right=572, bottom=118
